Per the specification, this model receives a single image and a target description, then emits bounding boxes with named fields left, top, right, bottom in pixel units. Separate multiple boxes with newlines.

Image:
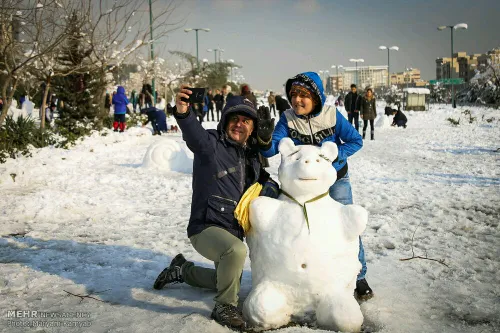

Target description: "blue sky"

left=157, top=0, right=500, bottom=92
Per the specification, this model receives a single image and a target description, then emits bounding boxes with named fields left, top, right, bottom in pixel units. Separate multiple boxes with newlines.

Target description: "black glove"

left=257, top=106, right=275, bottom=146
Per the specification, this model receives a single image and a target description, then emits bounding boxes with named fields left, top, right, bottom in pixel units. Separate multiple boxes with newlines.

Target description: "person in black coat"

left=275, top=94, right=291, bottom=117
left=154, top=89, right=270, bottom=329
left=391, top=108, right=408, bottom=128
left=344, top=84, right=362, bottom=133
left=213, top=88, right=223, bottom=121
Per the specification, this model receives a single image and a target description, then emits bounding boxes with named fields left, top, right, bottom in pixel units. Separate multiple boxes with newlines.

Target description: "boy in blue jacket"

left=258, top=72, right=373, bottom=300
left=112, top=86, right=129, bottom=132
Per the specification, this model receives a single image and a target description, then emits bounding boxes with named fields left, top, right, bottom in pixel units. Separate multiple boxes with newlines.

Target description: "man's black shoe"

left=211, top=303, right=246, bottom=329
left=355, top=278, right=374, bottom=301
left=153, top=254, right=186, bottom=290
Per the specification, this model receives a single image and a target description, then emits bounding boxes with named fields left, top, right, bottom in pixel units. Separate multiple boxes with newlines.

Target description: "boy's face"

left=291, top=91, right=316, bottom=116
left=351, top=87, right=357, bottom=94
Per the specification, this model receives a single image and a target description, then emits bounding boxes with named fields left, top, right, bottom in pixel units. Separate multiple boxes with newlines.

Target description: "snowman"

left=244, top=138, right=368, bottom=332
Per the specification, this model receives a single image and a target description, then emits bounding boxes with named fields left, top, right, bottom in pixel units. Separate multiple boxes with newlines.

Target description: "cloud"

left=293, top=0, right=320, bottom=14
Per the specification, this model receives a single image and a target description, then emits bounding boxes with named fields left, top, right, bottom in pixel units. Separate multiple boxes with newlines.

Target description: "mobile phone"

left=181, top=87, right=207, bottom=104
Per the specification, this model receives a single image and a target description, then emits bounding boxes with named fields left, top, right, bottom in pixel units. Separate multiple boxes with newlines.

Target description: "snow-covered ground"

left=1, top=104, right=499, bottom=333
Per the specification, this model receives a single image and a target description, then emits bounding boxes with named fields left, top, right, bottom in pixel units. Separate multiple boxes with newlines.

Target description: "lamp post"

left=184, top=28, right=210, bottom=69
left=228, top=59, right=234, bottom=82
left=331, top=65, right=343, bottom=92
left=378, top=45, right=399, bottom=87
left=148, top=0, right=156, bottom=103
left=207, top=47, right=224, bottom=63
left=438, top=23, right=468, bottom=108
left=349, top=59, right=364, bottom=86
left=405, top=67, right=413, bottom=89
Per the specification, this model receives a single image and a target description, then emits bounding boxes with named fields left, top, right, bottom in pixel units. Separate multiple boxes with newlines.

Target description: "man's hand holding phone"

left=176, top=85, right=192, bottom=114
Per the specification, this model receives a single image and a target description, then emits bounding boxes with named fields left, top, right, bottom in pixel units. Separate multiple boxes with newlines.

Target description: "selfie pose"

left=153, top=86, right=270, bottom=330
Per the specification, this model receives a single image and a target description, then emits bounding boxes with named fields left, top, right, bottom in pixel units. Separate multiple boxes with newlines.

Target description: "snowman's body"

left=244, top=138, right=367, bottom=332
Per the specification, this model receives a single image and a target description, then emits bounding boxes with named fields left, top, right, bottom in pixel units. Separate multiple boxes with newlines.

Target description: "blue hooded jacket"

left=261, top=72, right=363, bottom=179
left=112, top=86, right=129, bottom=115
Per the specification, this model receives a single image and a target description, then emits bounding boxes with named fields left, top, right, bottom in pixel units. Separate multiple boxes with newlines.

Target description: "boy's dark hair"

left=350, top=84, right=357, bottom=88
left=366, top=88, right=373, bottom=93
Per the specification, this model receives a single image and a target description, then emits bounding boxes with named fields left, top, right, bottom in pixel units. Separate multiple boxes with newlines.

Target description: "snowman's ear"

left=278, top=137, right=297, bottom=157
left=319, top=142, right=338, bottom=162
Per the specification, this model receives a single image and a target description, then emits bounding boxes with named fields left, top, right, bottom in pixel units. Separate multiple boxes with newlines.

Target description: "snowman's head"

left=278, top=138, right=338, bottom=198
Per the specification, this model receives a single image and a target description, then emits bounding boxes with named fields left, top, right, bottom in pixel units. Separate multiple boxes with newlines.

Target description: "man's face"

left=351, top=87, right=357, bottom=94
left=208, top=90, right=212, bottom=94
left=291, top=91, right=316, bottom=116
left=216, top=89, right=220, bottom=94
left=222, top=87, right=228, bottom=96
left=226, top=113, right=254, bottom=145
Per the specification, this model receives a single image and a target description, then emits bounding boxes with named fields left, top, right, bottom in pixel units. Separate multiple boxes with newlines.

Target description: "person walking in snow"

left=360, top=88, right=377, bottom=140
left=213, top=88, right=223, bottom=121
left=344, top=84, right=362, bottom=133
left=240, top=84, right=257, bottom=108
left=153, top=86, right=270, bottom=330
left=257, top=72, right=374, bottom=300
left=112, top=86, right=129, bottom=132
left=268, top=91, right=276, bottom=117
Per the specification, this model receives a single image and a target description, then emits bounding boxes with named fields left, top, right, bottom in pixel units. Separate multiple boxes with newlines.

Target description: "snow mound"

left=141, top=139, right=193, bottom=173
left=376, top=114, right=392, bottom=128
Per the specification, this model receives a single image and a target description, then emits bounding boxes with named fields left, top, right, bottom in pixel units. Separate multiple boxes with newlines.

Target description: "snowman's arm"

left=249, top=197, right=281, bottom=232
left=340, top=204, right=368, bottom=241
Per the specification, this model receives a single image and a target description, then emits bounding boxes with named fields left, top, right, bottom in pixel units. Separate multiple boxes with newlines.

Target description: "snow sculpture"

left=142, top=139, right=193, bottom=173
left=244, top=138, right=367, bottom=332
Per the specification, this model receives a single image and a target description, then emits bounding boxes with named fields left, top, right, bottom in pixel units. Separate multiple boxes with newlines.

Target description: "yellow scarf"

left=234, top=182, right=263, bottom=234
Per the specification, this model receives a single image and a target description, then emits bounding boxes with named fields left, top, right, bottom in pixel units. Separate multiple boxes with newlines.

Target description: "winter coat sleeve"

left=373, top=99, right=377, bottom=118
left=359, top=98, right=365, bottom=114
left=260, top=112, right=289, bottom=158
left=344, top=93, right=351, bottom=112
left=174, top=107, right=216, bottom=154
left=355, top=95, right=361, bottom=111
left=334, top=110, right=363, bottom=163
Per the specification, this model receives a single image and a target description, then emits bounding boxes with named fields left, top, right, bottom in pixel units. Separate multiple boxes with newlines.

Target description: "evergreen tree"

left=52, top=12, right=106, bottom=136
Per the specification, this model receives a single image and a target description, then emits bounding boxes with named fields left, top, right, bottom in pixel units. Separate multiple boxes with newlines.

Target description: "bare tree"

left=0, top=0, right=73, bottom=127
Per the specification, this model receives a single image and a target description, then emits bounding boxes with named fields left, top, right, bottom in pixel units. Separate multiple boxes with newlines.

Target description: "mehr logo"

left=7, top=311, right=38, bottom=318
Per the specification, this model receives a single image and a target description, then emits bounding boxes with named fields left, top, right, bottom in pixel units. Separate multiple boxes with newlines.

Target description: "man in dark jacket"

left=275, top=94, right=291, bottom=117
left=344, top=84, right=362, bottom=133
left=213, top=88, right=223, bottom=121
left=154, top=87, right=268, bottom=330
left=207, top=89, right=215, bottom=121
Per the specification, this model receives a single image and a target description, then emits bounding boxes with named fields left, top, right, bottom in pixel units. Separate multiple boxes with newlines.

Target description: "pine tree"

left=52, top=12, right=106, bottom=137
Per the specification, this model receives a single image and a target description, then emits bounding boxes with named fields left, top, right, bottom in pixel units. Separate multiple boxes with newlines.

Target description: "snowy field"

left=0, top=104, right=499, bottom=333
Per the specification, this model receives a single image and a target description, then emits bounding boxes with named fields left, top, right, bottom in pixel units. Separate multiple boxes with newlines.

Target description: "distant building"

left=342, top=65, right=388, bottom=90
left=436, top=48, right=500, bottom=83
left=390, top=68, right=421, bottom=86
left=327, top=75, right=345, bottom=93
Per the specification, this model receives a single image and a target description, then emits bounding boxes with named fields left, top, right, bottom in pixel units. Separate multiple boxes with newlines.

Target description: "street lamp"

left=437, top=23, right=468, bottom=108
left=349, top=59, right=364, bottom=86
left=207, top=47, right=224, bottom=63
left=184, top=28, right=210, bottom=69
left=405, top=67, right=413, bottom=89
left=379, top=45, right=399, bottom=87
left=228, top=59, right=234, bottom=82
left=148, top=0, right=156, bottom=103
left=331, top=65, right=343, bottom=92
